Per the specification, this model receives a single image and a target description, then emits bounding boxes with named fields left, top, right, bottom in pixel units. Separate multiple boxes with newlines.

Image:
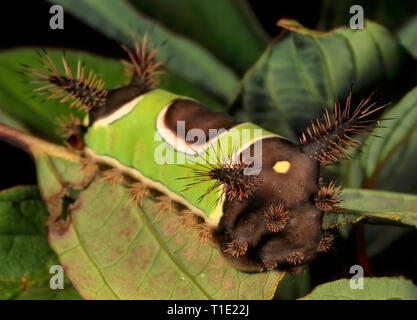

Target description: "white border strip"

left=156, top=105, right=267, bottom=157
left=93, top=95, right=145, bottom=127
left=84, top=148, right=221, bottom=226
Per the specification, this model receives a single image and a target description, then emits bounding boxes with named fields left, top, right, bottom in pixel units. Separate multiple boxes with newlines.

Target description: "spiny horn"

left=55, top=113, right=82, bottom=139
left=121, top=32, right=165, bottom=89
left=22, top=52, right=107, bottom=112
left=299, top=88, right=389, bottom=165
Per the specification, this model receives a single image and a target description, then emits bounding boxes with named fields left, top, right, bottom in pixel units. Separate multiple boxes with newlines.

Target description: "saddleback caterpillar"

left=22, top=34, right=386, bottom=274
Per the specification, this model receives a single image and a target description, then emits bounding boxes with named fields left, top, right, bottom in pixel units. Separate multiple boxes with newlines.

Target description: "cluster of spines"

left=225, top=239, right=249, bottom=258
left=262, top=252, right=306, bottom=271
left=121, top=33, right=164, bottom=88
left=262, top=259, right=278, bottom=271
left=23, top=53, right=108, bottom=112
left=286, top=251, right=305, bottom=266
left=300, top=89, right=388, bottom=165
left=177, top=209, right=198, bottom=233
left=55, top=114, right=82, bottom=140
left=152, top=195, right=175, bottom=220
left=100, top=168, right=124, bottom=187
left=180, top=148, right=258, bottom=203
left=314, top=180, right=342, bottom=212
left=126, top=182, right=150, bottom=206
left=264, top=202, right=290, bottom=233
left=317, top=232, right=335, bottom=253
left=223, top=202, right=292, bottom=265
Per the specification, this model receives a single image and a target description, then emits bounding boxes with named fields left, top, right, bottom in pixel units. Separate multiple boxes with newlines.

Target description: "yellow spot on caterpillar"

left=273, top=161, right=290, bottom=173
left=83, top=115, right=90, bottom=127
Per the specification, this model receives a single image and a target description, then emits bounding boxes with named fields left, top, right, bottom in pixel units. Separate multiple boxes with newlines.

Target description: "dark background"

left=0, top=0, right=416, bottom=297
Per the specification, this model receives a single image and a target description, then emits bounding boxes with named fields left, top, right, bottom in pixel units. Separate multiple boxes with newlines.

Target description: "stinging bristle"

left=80, top=158, right=98, bottom=177
left=225, top=239, right=248, bottom=257
left=152, top=195, right=174, bottom=220
left=286, top=251, right=304, bottom=265
left=126, top=182, right=150, bottom=206
left=263, top=259, right=278, bottom=270
left=23, top=53, right=107, bottom=112
left=314, top=180, right=342, bottom=212
left=264, top=202, right=290, bottom=233
left=101, top=168, right=124, bottom=187
left=195, top=223, right=213, bottom=244
left=121, top=32, right=165, bottom=89
left=177, top=209, right=198, bottom=233
left=299, top=88, right=388, bottom=165
left=55, top=114, right=82, bottom=139
left=180, top=146, right=258, bottom=203
left=317, top=232, right=335, bottom=253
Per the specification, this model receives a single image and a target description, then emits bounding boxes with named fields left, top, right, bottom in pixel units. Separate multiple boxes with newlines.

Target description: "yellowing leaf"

left=301, top=277, right=417, bottom=300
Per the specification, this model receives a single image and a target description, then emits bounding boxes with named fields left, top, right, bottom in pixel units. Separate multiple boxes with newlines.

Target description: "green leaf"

left=0, top=108, right=28, bottom=132
left=301, top=277, right=417, bottom=300
left=361, top=88, right=417, bottom=187
left=341, top=87, right=417, bottom=192
left=235, top=19, right=407, bottom=138
left=274, top=270, right=310, bottom=300
left=48, top=0, right=238, bottom=104
left=0, top=185, right=80, bottom=300
left=398, top=16, right=417, bottom=58
left=15, top=284, right=80, bottom=300
left=323, top=188, right=417, bottom=229
left=48, top=178, right=283, bottom=299
left=129, top=0, right=268, bottom=74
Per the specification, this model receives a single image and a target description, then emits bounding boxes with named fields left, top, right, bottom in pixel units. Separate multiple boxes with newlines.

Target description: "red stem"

left=355, top=224, right=372, bottom=276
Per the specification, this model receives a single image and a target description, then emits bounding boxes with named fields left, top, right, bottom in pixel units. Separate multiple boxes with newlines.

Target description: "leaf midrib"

left=133, top=201, right=214, bottom=300
left=71, top=212, right=122, bottom=299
